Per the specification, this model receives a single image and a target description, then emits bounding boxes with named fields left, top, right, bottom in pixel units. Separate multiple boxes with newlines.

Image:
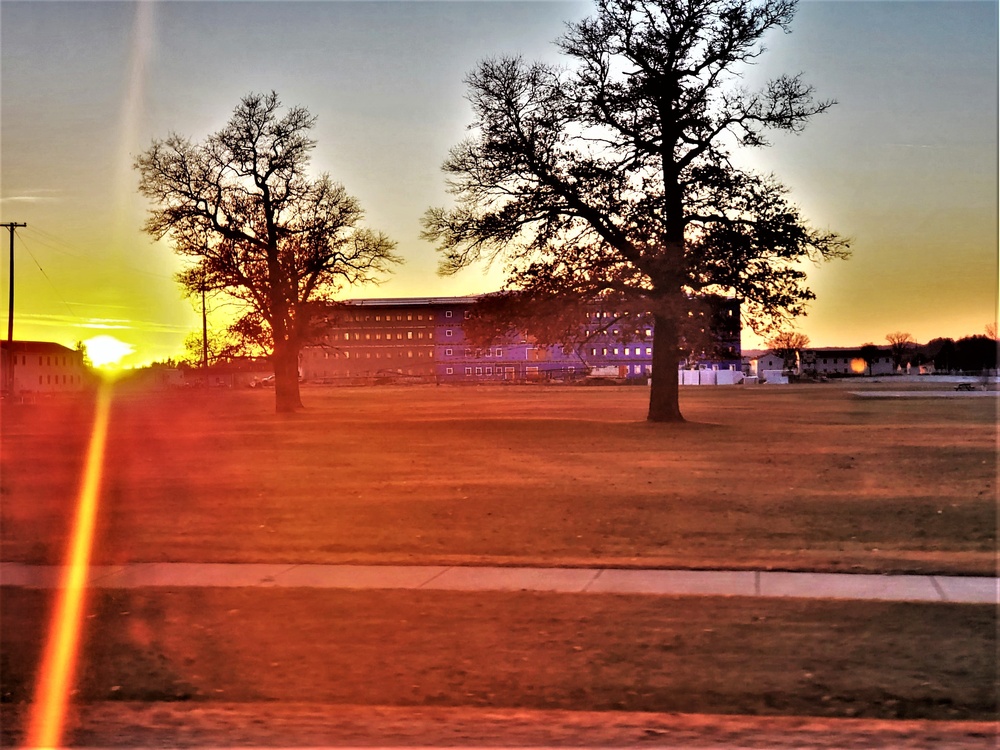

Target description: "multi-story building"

left=1, top=340, right=88, bottom=394
left=300, top=295, right=741, bottom=384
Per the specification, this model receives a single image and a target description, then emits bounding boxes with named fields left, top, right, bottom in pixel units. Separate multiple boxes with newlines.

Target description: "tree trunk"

left=647, top=312, right=684, bottom=423
left=272, top=339, right=303, bottom=413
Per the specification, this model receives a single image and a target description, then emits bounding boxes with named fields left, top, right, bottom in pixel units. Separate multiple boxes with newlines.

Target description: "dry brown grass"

left=1, top=383, right=996, bottom=741
left=1, top=382, right=995, bottom=573
left=1, top=587, right=995, bottom=725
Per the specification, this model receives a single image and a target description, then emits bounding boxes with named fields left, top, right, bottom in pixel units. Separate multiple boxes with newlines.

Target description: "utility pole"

left=2, top=222, right=27, bottom=343
left=201, top=276, right=208, bottom=369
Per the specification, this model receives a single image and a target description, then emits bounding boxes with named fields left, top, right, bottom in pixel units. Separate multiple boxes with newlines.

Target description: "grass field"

left=1, top=381, right=995, bottom=574
left=1, top=381, right=996, bottom=742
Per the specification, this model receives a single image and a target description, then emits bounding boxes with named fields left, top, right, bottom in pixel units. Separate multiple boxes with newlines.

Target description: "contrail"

left=113, top=0, right=155, bottom=244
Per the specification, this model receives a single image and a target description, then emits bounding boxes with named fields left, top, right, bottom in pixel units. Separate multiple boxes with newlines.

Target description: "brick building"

left=300, top=296, right=741, bottom=384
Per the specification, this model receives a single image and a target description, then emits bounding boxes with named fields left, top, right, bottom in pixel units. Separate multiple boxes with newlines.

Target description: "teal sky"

left=1, top=0, right=996, bottom=365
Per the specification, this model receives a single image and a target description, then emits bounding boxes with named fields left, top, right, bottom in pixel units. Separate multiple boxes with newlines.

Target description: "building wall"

left=301, top=296, right=741, bottom=384
left=1, top=342, right=87, bottom=393
left=750, top=347, right=897, bottom=377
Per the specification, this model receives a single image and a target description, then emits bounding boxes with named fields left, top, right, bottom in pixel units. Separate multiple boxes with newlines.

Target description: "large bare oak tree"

left=423, top=0, right=848, bottom=422
left=136, top=92, right=400, bottom=412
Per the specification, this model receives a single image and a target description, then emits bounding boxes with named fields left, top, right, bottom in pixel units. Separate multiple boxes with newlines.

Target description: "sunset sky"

left=1, top=0, right=996, bottom=366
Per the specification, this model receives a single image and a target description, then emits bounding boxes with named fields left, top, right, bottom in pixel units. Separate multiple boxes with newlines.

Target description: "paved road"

left=1, top=562, right=995, bottom=603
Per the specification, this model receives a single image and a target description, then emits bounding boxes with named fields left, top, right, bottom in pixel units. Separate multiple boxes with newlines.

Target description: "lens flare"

left=83, top=334, right=134, bottom=369
left=25, top=383, right=113, bottom=748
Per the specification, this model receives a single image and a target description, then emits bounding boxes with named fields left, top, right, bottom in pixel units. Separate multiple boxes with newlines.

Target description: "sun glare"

left=84, top=334, right=134, bottom=369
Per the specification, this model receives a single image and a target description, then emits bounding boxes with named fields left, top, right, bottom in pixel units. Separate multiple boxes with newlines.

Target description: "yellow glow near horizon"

left=25, top=383, right=113, bottom=749
left=83, top=334, right=134, bottom=369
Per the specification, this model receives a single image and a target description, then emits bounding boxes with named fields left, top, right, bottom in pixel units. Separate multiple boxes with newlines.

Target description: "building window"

left=407, top=314, right=413, bottom=321
left=446, top=367, right=454, bottom=375
left=625, top=348, right=630, bottom=356
left=445, top=348, right=453, bottom=356
left=591, top=348, right=597, bottom=356
left=446, top=330, right=453, bottom=337
left=465, top=367, right=472, bottom=375
left=485, top=366, right=493, bottom=375
left=408, top=350, right=414, bottom=358
left=645, top=347, right=652, bottom=355
left=446, top=310, right=453, bottom=318
left=495, top=348, right=502, bottom=358
left=464, top=310, right=472, bottom=319
left=407, top=331, right=413, bottom=339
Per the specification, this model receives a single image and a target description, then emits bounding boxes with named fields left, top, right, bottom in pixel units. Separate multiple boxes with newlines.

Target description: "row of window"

left=584, top=329, right=653, bottom=338
left=444, top=348, right=504, bottom=358
left=589, top=347, right=653, bottom=357
left=12, top=355, right=79, bottom=367
left=37, top=374, right=82, bottom=385
left=445, top=366, right=518, bottom=376
left=341, top=309, right=472, bottom=323
left=338, top=350, right=428, bottom=359
left=341, top=331, right=434, bottom=341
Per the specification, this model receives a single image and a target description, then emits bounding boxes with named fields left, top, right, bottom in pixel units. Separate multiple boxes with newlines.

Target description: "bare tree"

left=885, top=331, right=915, bottom=371
left=136, top=92, right=401, bottom=412
left=767, top=330, right=810, bottom=373
left=423, top=0, right=848, bottom=422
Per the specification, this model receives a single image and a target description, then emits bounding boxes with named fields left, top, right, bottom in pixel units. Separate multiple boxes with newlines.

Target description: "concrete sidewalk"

left=1, top=562, right=995, bottom=603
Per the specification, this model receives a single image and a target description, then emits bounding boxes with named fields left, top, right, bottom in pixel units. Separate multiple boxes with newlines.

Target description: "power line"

left=18, top=239, right=84, bottom=330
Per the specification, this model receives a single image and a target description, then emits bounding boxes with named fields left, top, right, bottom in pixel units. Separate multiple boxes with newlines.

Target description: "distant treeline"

left=918, top=336, right=998, bottom=373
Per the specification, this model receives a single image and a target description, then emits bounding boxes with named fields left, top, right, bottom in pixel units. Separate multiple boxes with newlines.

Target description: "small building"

left=1, top=340, right=88, bottom=395
left=806, top=347, right=894, bottom=377
left=748, top=346, right=897, bottom=379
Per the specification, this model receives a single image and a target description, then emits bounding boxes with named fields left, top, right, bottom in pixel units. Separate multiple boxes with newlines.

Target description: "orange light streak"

left=24, top=383, right=113, bottom=749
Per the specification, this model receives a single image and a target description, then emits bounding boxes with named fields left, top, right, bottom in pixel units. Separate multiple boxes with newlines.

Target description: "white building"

left=1, top=340, right=88, bottom=394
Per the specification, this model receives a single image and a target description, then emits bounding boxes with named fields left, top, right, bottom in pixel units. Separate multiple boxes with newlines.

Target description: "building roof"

left=339, top=296, right=482, bottom=308
left=0, top=340, right=77, bottom=355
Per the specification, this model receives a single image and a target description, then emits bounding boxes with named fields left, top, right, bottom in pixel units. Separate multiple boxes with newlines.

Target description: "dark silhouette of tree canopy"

left=858, top=343, right=881, bottom=376
left=423, top=0, right=848, bottom=422
left=955, top=335, right=998, bottom=373
left=136, top=92, right=400, bottom=412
